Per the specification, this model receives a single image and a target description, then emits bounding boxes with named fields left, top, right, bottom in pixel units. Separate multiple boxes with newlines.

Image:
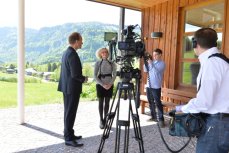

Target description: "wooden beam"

left=89, top=0, right=169, bottom=10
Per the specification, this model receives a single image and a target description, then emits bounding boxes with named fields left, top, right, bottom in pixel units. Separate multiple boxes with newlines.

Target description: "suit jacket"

left=58, top=46, right=85, bottom=94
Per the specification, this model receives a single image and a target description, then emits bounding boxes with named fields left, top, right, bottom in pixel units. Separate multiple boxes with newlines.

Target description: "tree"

left=9, top=64, right=16, bottom=69
left=52, top=63, right=57, bottom=72
left=54, top=66, right=61, bottom=82
left=26, top=62, right=29, bottom=68
left=47, top=63, right=52, bottom=72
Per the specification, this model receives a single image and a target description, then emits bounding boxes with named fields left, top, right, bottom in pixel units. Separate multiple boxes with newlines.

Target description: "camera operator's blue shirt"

left=144, top=60, right=165, bottom=89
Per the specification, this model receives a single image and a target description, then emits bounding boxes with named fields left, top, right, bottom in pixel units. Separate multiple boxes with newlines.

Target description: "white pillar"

left=17, top=0, right=25, bottom=124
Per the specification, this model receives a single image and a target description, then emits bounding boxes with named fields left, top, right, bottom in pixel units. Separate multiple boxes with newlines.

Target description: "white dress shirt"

left=182, top=47, right=229, bottom=114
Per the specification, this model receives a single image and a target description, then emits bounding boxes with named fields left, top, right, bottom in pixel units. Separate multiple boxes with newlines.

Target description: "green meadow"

left=0, top=81, right=62, bottom=108
left=0, top=81, right=98, bottom=109
left=0, top=67, right=99, bottom=109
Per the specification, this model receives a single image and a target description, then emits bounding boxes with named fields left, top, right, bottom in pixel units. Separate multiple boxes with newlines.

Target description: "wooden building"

left=91, top=0, right=228, bottom=111
left=15, top=0, right=228, bottom=123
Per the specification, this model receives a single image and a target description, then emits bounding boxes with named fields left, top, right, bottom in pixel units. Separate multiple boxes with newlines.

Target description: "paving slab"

left=0, top=100, right=196, bottom=153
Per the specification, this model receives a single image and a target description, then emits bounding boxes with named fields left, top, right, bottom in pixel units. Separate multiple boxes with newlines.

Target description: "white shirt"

left=182, top=47, right=229, bottom=114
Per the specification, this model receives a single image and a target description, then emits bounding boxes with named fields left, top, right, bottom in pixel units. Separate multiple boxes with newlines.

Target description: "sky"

left=0, top=0, right=141, bottom=29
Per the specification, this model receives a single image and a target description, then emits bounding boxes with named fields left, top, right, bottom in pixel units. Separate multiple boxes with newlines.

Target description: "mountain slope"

left=0, top=22, right=119, bottom=64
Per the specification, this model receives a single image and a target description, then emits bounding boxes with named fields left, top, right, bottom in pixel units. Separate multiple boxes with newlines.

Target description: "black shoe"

left=100, top=120, right=104, bottom=129
left=147, top=117, right=158, bottom=122
left=73, top=135, right=82, bottom=140
left=65, top=140, right=84, bottom=147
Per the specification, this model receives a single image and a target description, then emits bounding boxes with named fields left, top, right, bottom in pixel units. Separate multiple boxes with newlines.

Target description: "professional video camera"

left=116, top=25, right=146, bottom=82
left=118, top=25, right=145, bottom=58
left=103, top=25, right=149, bottom=102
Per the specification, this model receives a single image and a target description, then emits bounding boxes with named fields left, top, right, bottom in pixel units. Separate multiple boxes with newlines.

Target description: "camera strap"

left=198, top=53, right=229, bottom=92
left=208, top=53, right=229, bottom=64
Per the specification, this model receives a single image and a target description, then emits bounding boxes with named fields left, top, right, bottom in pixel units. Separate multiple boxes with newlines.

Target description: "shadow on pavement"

left=16, top=123, right=196, bottom=153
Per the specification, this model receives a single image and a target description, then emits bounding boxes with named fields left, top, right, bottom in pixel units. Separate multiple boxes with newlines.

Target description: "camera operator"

left=144, top=48, right=166, bottom=128
left=176, top=28, right=229, bottom=153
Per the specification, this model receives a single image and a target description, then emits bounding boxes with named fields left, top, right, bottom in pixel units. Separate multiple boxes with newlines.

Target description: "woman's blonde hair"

left=96, top=48, right=109, bottom=59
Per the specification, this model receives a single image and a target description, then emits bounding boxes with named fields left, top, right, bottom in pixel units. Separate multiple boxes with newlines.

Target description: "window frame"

left=177, top=0, right=225, bottom=90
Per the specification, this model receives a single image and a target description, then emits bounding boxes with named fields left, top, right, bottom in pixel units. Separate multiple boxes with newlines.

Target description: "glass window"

left=180, top=0, right=224, bottom=85
left=125, top=9, right=142, bottom=26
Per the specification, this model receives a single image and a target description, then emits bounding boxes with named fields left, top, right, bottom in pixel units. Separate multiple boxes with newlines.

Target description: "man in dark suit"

left=58, top=32, right=88, bottom=147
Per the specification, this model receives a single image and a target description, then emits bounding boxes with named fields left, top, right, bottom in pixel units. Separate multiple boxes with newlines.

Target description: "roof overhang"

left=87, top=0, right=168, bottom=10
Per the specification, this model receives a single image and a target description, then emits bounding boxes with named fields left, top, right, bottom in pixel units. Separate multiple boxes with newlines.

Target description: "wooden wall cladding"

left=141, top=0, right=179, bottom=94
left=224, top=0, right=229, bottom=57
left=140, top=0, right=228, bottom=95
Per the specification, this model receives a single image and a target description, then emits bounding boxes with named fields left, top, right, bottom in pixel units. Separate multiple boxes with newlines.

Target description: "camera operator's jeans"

left=146, top=88, right=164, bottom=121
left=196, top=115, right=229, bottom=153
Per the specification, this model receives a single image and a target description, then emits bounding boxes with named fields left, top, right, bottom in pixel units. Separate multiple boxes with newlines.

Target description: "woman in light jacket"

left=94, top=48, right=117, bottom=129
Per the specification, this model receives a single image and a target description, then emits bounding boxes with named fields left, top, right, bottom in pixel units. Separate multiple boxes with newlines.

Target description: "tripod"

left=98, top=81, right=144, bottom=153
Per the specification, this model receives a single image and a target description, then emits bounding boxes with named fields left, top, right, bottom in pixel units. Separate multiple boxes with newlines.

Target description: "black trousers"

left=63, top=93, right=80, bottom=141
left=98, top=97, right=110, bottom=122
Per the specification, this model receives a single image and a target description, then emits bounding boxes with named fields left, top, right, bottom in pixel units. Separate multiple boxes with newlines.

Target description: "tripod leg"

left=130, top=88, right=145, bottom=153
left=98, top=111, right=116, bottom=153
left=115, top=120, right=130, bottom=153
left=115, top=88, right=132, bottom=153
left=114, top=85, right=130, bottom=153
left=124, top=124, right=130, bottom=153
left=132, top=114, right=144, bottom=153
left=98, top=83, right=120, bottom=153
left=115, top=123, right=121, bottom=153
left=114, top=87, right=124, bottom=153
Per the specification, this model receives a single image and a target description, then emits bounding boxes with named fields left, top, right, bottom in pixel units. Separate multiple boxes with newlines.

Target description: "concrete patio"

left=0, top=100, right=196, bottom=153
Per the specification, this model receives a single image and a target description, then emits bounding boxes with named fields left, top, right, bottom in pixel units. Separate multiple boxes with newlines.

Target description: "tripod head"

left=115, top=66, right=141, bottom=108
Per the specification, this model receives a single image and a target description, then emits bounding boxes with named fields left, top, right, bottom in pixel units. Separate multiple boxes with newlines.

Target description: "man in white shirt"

left=177, top=28, right=229, bottom=153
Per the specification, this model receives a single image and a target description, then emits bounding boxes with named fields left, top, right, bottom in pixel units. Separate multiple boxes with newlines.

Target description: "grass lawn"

left=25, top=82, right=63, bottom=106
left=0, top=81, right=63, bottom=109
left=0, top=81, right=17, bottom=108
left=0, top=80, right=98, bottom=109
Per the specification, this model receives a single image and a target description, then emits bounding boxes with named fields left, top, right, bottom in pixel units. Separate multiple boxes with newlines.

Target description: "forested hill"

left=0, top=22, right=118, bottom=64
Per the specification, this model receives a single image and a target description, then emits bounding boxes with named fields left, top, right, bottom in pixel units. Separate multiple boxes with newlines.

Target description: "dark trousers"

left=63, top=93, right=80, bottom=141
left=196, top=116, right=229, bottom=153
left=98, top=97, right=110, bottom=122
left=146, top=87, right=164, bottom=121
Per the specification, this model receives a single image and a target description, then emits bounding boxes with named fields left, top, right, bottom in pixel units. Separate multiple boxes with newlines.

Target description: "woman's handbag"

left=169, top=110, right=205, bottom=137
